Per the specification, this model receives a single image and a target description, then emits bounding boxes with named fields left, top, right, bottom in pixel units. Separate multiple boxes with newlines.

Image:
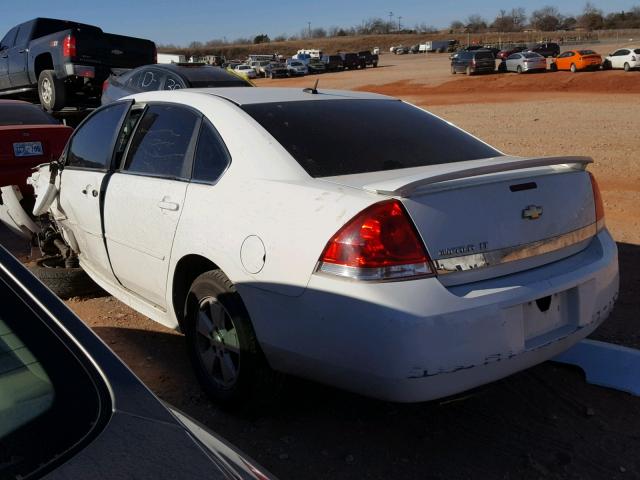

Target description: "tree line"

left=157, top=3, right=640, bottom=50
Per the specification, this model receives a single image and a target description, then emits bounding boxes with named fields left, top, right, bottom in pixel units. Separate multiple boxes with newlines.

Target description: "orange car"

left=551, top=49, right=602, bottom=72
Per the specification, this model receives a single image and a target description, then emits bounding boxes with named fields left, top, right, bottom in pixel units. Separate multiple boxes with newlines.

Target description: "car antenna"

left=303, top=78, right=319, bottom=94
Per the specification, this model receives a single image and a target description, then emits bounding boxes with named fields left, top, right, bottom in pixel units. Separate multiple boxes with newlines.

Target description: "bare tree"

left=449, top=20, right=465, bottom=32
left=578, top=2, right=604, bottom=30
left=466, top=14, right=488, bottom=33
left=530, top=6, right=563, bottom=31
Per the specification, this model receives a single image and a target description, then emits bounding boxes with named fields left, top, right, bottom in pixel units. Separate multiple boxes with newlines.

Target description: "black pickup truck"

left=0, top=18, right=156, bottom=111
left=357, top=50, right=379, bottom=68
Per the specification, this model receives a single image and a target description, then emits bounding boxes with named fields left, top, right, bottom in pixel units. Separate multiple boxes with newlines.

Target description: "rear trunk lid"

left=322, top=156, right=598, bottom=285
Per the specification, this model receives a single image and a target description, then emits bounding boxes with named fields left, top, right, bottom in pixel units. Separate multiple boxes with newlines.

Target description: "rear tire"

left=550, top=62, right=558, bottom=72
left=570, top=63, right=577, bottom=73
left=184, top=270, right=282, bottom=408
left=602, top=60, right=611, bottom=70
left=466, top=66, right=473, bottom=76
left=624, top=62, right=631, bottom=72
left=516, top=65, right=523, bottom=74
left=38, top=70, right=66, bottom=112
left=451, top=65, right=456, bottom=74
left=27, top=255, right=103, bottom=299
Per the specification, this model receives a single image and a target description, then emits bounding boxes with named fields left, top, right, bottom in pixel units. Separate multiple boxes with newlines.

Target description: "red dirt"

left=356, top=70, right=640, bottom=105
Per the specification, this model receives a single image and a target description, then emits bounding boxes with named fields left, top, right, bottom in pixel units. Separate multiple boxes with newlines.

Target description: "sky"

left=1, top=0, right=637, bottom=46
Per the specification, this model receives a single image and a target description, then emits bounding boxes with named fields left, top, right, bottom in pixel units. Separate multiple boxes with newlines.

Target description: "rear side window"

left=635, top=49, right=640, bottom=54
left=0, top=104, right=59, bottom=126
left=192, top=119, right=230, bottom=183
left=67, top=102, right=129, bottom=169
left=242, top=99, right=501, bottom=178
left=124, top=104, right=200, bottom=179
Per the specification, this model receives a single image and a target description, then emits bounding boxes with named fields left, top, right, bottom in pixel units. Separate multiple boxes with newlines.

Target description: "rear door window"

left=14, top=24, right=32, bottom=47
left=66, top=102, right=130, bottom=169
left=242, top=99, right=501, bottom=178
left=123, top=104, right=200, bottom=179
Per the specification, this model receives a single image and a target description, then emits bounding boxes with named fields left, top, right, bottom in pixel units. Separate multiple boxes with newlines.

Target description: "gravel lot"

left=3, top=46, right=639, bottom=479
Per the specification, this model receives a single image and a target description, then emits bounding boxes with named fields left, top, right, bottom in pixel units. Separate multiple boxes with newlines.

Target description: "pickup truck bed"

left=0, top=18, right=156, bottom=111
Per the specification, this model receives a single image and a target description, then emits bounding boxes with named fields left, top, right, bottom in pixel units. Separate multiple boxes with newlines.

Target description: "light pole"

left=398, top=16, right=402, bottom=31
left=388, top=11, right=393, bottom=31
left=307, top=22, right=311, bottom=38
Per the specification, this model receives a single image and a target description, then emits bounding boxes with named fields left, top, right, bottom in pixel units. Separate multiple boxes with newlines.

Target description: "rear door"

left=104, top=103, right=201, bottom=308
left=58, top=101, right=131, bottom=284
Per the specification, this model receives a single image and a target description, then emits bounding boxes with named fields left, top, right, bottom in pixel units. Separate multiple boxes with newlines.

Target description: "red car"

left=0, top=100, right=72, bottom=199
left=496, top=46, right=526, bottom=60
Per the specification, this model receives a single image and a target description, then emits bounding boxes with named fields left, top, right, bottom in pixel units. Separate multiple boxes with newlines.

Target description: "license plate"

left=13, top=141, right=43, bottom=157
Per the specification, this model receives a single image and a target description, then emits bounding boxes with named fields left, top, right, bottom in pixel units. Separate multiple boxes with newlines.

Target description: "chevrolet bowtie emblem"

left=522, top=205, right=543, bottom=220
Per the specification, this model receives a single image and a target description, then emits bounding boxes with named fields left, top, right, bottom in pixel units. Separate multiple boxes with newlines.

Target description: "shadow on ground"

left=89, top=243, right=640, bottom=480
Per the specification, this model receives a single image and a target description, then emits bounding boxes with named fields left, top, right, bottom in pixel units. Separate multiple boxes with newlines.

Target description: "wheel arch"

left=171, top=254, right=221, bottom=331
left=34, top=53, right=54, bottom=79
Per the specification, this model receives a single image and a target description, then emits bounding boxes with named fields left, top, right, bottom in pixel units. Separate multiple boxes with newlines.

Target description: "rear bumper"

left=243, top=229, right=619, bottom=402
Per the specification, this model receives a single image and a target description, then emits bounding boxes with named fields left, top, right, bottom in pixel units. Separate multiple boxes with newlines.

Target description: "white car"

left=3, top=88, right=619, bottom=405
left=233, top=64, right=257, bottom=79
left=603, top=46, right=640, bottom=71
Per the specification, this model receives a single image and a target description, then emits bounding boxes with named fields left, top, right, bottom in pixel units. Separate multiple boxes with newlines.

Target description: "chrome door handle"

left=158, top=201, right=179, bottom=211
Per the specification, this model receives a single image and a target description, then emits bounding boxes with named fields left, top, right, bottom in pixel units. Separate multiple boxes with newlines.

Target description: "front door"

left=104, top=103, right=201, bottom=308
left=0, top=27, right=17, bottom=90
left=58, top=101, right=131, bottom=284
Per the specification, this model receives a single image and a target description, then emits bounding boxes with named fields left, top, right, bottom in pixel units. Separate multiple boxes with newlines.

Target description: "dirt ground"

left=4, top=47, right=640, bottom=479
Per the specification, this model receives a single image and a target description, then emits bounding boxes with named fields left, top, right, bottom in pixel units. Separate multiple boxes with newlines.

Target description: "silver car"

left=505, top=51, right=547, bottom=73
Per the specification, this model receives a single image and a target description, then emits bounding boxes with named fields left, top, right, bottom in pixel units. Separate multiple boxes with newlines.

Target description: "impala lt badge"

left=522, top=205, right=543, bottom=220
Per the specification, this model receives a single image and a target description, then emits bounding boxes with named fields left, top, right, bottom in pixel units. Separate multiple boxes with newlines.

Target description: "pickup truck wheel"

left=184, top=270, right=282, bottom=408
left=38, top=70, right=66, bottom=112
left=466, top=66, right=473, bottom=76
left=27, top=255, right=102, bottom=299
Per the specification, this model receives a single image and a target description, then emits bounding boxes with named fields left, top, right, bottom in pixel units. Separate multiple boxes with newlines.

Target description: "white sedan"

left=603, top=46, right=640, bottom=71
left=233, top=64, right=257, bottom=79
left=6, top=88, right=619, bottom=405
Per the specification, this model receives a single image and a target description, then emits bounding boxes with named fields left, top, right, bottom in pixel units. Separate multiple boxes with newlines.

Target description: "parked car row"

left=225, top=50, right=379, bottom=79
left=451, top=46, right=640, bottom=75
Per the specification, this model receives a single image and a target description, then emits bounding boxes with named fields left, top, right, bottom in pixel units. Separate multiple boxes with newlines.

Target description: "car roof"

left=134, top=87, right=393, bottom=106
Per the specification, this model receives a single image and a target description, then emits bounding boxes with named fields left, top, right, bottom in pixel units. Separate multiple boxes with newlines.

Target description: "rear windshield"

left=0, top=104, right=59, bottom=126
left=242, top=99, right=501, bottom=178
left=635, top=49, right=640, bottom=54
left=182, top=67, right=250, bottom=87
left=474, top=51, right=494, bottom=59
left=579, top=50, right=596, bottom=55
left=523, top=52, right=542, bottom=58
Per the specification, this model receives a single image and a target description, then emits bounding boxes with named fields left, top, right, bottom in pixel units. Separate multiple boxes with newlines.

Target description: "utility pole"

left=307, top=21, right=311, bottom=38
left=388, top=11, right=393, bottom=31
left=398, top=16, right=402, bottom=31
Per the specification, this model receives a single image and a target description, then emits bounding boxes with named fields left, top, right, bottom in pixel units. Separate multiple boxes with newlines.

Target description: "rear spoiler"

left=363, top=156, right=593, bottom=197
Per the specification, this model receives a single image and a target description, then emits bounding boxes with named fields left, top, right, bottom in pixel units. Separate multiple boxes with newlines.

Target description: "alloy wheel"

left=194, top=297, right=241, bottom=388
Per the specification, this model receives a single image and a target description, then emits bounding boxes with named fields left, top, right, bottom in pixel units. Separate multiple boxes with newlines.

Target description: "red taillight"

left=102, top=79, right=109, bottom=93
left=317, top=200, right=433, bottom=281
left=589, top=172, right=605, bottom=231
left=63, top=34, right=76, bottom=57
